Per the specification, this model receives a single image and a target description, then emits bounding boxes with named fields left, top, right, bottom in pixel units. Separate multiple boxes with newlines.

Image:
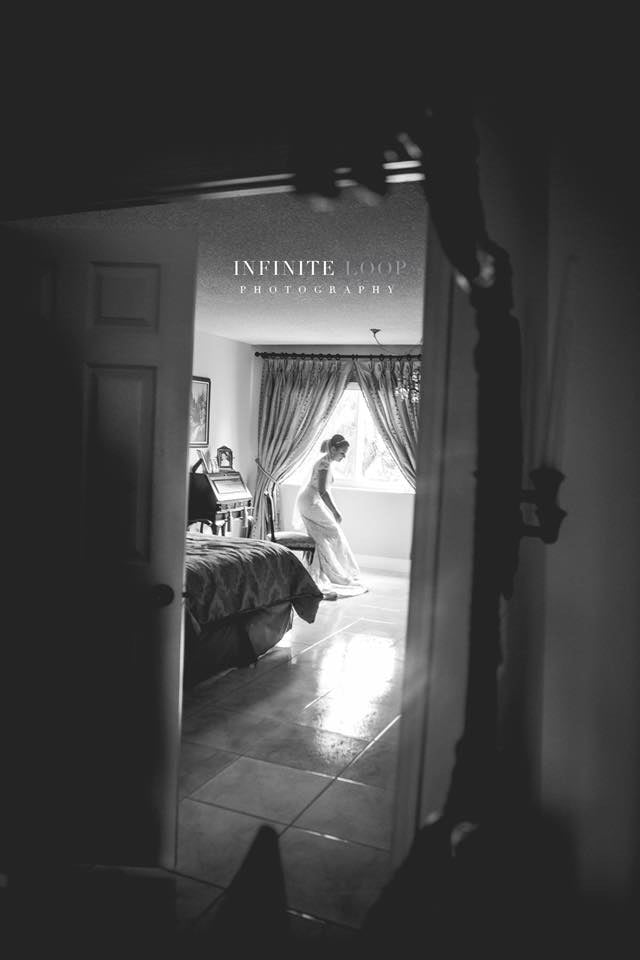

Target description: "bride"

left=294, top=434, right=365, bottom=596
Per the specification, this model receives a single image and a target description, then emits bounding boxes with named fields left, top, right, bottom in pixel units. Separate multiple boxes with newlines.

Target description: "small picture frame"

left=195, top=447, right=215, bottom=473
left=189, top=377, right=211, bottom=447
left=216, top=445, right=233, bottom=471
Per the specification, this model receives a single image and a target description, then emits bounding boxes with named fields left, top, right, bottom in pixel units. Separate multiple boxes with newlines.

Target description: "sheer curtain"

left=352, top=356, right=421, bottom=487
left=252, top=356, right=352, bottom=539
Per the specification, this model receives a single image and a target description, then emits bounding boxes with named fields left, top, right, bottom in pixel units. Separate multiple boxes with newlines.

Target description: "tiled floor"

left=173, top=567, right=409, bottom=947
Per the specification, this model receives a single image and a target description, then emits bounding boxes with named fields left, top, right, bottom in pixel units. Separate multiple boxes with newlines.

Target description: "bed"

left=182, top=533, right=323, bottom=687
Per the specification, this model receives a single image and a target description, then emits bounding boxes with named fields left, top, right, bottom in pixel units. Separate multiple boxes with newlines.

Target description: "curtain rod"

left=255, top=351, right=422, bottom=360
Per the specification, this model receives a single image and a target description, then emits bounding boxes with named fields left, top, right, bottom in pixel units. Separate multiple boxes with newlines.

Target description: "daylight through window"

left=288, top=384, right=412, bottom=492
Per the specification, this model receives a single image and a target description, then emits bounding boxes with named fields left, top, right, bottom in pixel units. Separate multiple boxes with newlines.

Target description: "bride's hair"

left=320, top=433, right=349, bottom=453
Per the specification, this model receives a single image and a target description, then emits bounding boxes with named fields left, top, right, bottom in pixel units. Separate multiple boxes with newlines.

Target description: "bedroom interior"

left=3, top=20, right=639, bottom=957
left=4, top=182, right=436, bottom=949
left=174, top=187, right=427, bottom=940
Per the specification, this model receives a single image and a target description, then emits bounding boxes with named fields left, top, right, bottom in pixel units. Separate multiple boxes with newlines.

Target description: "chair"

left=263, top=489, right=315, bottom=565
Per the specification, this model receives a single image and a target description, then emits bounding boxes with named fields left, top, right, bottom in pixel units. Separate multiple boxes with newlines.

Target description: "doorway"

left=4, top=184, right=475, bottom=936
left=173, top=185, right=475, bottom=934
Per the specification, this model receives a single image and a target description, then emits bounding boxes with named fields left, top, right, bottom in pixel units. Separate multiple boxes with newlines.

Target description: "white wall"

left=477, top=99, right=640, bottom=906
left=190, top=327, right=258, bottom=491
left=280, top=482, right=414, bottom=568
left=540, top=140, right=640, bottom=901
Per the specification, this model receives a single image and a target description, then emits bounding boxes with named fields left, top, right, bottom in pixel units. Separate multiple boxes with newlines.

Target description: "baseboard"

left=355, top=554, right=411, bottom=575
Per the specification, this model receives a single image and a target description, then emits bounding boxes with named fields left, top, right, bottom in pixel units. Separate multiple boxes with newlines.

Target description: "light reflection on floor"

left=177, top=567, right=410, bottom=938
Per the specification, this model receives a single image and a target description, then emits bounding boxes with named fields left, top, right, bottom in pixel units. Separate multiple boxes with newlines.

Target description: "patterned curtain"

left=352, top=356, right=421, bottom=487
left=252, top=356, right=352, bottom=539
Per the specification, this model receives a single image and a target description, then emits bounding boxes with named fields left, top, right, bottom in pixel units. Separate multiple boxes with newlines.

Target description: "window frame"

left=288, top=382, right=413, bottom=494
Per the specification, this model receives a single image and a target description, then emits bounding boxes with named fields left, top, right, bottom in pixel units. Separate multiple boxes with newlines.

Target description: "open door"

left=4, top=223, right=198, bottom=871
left=392, top=230, right=476, bottom=866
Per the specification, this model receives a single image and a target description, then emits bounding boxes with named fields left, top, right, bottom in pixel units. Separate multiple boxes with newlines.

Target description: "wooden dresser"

left=187, top=469, right=253, bottom=536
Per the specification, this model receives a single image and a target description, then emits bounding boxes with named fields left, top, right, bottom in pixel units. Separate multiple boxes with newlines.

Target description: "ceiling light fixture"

left=370, top=328, right=422, bottom=405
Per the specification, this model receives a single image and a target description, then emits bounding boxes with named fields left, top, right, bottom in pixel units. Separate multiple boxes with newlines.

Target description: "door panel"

left=90, top=262, right=161, bottom=330
left=86, top=365, right=156, bottom=560
left=4, top=224, right=198, bottom=870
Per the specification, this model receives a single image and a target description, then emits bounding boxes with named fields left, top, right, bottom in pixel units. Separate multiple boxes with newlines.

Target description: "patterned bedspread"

left=184, top=534, right=323, bottom=628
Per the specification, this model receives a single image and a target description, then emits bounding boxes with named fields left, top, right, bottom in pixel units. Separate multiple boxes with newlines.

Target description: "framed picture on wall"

left=189, top=376, right=211, bottom=447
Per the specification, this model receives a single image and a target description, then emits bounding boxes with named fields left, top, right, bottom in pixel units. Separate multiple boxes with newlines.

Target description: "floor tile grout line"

left=278, top=823, right=393, bottom=855
left=182, top=702, right=375, bottom=736
left=182, top=741, right=396, bottom=836
left=180, top=894, right=225, bottom=931
left=185, top=890, right=364, bottom=939
left=184, top=757, right=391, bottom=845
left=186, top=675, right=404, bottom=722
left=285, top=907, right=360, bottom=937
left=193, top=752, right=334, bottom=784
left=283, top=760, right=395, bottom=839
left=198, top=684, right=399, bottom=728
left=284, top=769, right=343, bottom=831
left=182, top=711, right=399, bottom=749
left=209, top=666, right=405, bottom=718
left=287, top=618, right=366, bottom=656
left=180, top=788, right=396, bottom=852
left=183, top=720, right=391, bottom=793
left=179, top=742, right=240, bottom=761
left=180, top=795, right=289, bottom=829
left=213, top=674, right=337, bottom=709
left=335, top=714, right=402, bottom=777
left=183, top=690, right=402, bottom=741
left=183, top=663, right=292, bottom=712
left=168, top=866, right=225, bottom=888
left=239, top=746, right=370, bottom=781
left=360, top=713, right=401, bottom=750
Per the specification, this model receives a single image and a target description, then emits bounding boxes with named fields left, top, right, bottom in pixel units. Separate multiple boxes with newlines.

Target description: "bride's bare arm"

left=318, top=466, right=342, bottom=522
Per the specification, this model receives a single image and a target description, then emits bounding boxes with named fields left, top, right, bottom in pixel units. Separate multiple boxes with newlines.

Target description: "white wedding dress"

left=294, top=455, right=365, bottom=595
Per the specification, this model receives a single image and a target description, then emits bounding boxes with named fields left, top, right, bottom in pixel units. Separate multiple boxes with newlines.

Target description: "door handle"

left=149, top=584, right=175, bottom=607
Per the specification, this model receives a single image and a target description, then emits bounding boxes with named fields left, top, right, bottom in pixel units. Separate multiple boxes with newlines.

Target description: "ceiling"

left=195, top=185, right=427, bottom=345
left=19, top=183, right=428, bottom=346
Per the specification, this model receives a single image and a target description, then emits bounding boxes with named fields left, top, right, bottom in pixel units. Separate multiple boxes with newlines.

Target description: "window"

left=287, top=384, right=412, bottom=492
